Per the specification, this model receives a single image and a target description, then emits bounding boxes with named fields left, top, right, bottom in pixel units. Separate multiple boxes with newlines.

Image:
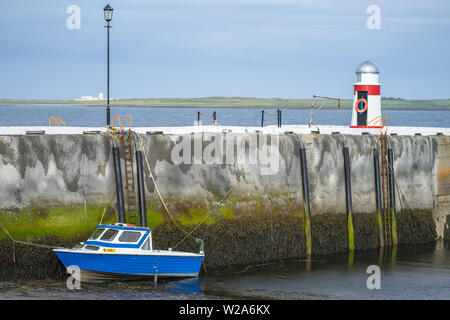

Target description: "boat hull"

left=54, top=251, right=203, bottom=280
left=77, top=269, right=199, bottom=282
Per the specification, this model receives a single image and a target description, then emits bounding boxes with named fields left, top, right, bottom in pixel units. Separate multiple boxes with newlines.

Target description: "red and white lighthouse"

left=350, top=61, right=382, bottom=128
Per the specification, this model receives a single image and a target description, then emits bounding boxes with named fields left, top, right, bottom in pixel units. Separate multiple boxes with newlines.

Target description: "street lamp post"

left=104, top=4, right=113, bottom=126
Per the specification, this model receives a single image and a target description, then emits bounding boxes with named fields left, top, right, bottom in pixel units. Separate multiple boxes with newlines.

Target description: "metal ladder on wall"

left=380, top=133, right=392, bottom=246
left=120, top=133, right=137, bottom=223
left=111, top=115, right=138, bottom=224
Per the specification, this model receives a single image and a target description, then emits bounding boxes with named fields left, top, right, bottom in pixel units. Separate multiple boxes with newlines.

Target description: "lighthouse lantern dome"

left=354, top=60, right=380, bottom=84
left=355, top=61, right=379, bottom=74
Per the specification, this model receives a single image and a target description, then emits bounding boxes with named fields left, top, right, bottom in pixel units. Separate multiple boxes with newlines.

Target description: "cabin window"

left=141, top=238, right=151, bottom=250
left=100, top=229, right=119, bottom=241
left=84, top=245, right=100, bottom=251
left=118, top=231, right=142, bottom=243
left=89, top=228, right=105, bottom=240
left=357, top=73, right=361, bottom=82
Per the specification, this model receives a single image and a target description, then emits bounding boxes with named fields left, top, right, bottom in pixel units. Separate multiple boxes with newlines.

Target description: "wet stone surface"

left=0, top=279, right=216, bottom=300
left=0, top=210, right=437, bottom=281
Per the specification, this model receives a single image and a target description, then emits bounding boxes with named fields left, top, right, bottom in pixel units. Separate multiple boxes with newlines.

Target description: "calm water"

left=1, top=241, right=449, bottom=299
left=194, top=241, right=450, bottom=300
left=0, top=104, right=449, bottom=128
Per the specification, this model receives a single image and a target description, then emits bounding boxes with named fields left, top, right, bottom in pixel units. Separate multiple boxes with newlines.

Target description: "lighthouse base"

left=350, top=125, right=383, bottom=129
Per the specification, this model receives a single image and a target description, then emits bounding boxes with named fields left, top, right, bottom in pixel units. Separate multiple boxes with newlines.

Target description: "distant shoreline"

left=0, top=102, right=449, bottom=112
left=1, top=96, right=450, bottom=112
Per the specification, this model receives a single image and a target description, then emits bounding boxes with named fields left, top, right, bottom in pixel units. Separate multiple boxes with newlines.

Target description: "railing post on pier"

left=277, top=109, right=282, bottom=128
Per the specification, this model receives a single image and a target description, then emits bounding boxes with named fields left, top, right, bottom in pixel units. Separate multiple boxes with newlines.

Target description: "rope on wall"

left=0, top=220, right=66, bottom=263
left=132, top=132, right=238, bottom=251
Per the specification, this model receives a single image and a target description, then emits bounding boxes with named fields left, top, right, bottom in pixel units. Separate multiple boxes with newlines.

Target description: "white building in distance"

left=75, top=93, right=104, bottom=101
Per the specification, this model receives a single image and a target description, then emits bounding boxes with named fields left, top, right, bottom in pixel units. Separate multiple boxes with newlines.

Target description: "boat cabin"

left=81, top=223, right=152, bottom=252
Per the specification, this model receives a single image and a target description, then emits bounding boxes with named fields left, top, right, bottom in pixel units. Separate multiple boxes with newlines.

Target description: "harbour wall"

left=0, top=130, right=448, bottom=279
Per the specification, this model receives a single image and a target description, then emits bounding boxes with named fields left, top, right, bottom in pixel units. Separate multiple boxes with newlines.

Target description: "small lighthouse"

left=350, top=61, right=382, bottom=128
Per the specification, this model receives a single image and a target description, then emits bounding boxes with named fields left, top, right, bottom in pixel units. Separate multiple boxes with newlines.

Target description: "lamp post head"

left=104, top=4, right=113, bottom=22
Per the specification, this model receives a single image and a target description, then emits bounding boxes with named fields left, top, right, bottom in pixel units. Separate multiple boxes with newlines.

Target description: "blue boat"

left=53, top=223, right=204, bottom=282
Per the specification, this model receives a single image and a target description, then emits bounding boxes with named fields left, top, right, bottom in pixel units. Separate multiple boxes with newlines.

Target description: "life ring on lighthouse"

left=355, top=98, right=368, bottom=113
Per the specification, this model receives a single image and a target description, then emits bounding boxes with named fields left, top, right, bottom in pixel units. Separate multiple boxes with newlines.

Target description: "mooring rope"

left=98, top=207, right=107, bottom=225
left=0, top=207, right=108, bottom=260
left=132, top=133, right=193, bottom=239
left=383, top=135, right=425, bottom=233
left=132, top=131, right=241, bottom=250
left=387, top=160, right=423, bottom=228
left=172, top=185, right=236, bottom=250
left=368, top=133, right=425, bottom=240
left=0, top=220, right=65, bottom=254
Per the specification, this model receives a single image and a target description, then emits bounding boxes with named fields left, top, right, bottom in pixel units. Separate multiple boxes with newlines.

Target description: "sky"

left=0, top=0, right=449, bottom=100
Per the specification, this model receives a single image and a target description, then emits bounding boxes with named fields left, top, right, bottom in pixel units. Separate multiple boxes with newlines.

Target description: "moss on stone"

left=311, top=213, right=348, bottom=255
left=218, top=206, right=236, bottom=220
left=178, top=208, right=215, bottom=226
left=146, top=209, right=164, bottom=229
left=0, top=236, right=82, bottom=281
left=143, top=192, right=301, bottom=225
left=0, top=201, right=438, bottom=281
left=352, top=212, right=379, bottom=250
left=153, top=213, right=306, bottom=271
left=396, top=209, right=436, bottom=244
left=0, top=204, right=116, bottom=241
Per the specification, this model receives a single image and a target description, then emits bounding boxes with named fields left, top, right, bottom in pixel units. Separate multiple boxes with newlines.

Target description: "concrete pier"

left=0, top=124, right=449, bottom=279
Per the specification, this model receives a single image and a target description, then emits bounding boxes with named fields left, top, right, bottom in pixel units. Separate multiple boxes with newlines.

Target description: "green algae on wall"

left=143, top=192, right=299, bottom=227
left=396, top=209, right=436, bottom=244
left=310, top=213, right=348, bottom=255
left=352, top=212, right=380, bottom=250
left=0, top=131, right=443, bottom=281
left=0, top=236, right=83, bottom=281
left=146, top=209, right=164, bottom=229
left=152, top=213, right=307, bottom=271
left=0, top=208, right=438, bottom=281
left=0, top=204, right=116, bottom=241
